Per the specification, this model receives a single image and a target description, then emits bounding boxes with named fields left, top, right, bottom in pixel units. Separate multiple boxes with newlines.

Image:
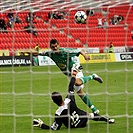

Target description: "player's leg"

left=88, top=113, right=115, bottom=124
left=80, top=74, right=103, bottom=84
left=74, top=72, right=100, bottom=114
left=71, top=63, right=103, bottom=84
left=75, top=87, right=99, bottom=114
left=71, top=64, right=102, bottom=114
left=74, top=73, right=103, bottom=114
left=75, top=73, right=103, bottom=85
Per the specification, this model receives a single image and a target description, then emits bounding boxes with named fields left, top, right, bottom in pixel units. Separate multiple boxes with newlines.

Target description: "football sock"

left=80, top=75, right=93, bottom=84
left=80, top=75, right=98, bottom=113
left=68, top=77, right=76, bottom=92
left=82, top=94, right=92, bottom=108
left=82, top=94, right=97, bottom=112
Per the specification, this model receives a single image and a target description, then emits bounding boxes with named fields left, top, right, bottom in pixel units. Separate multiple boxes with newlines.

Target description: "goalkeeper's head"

left=51, top=92, right=63, bottom=106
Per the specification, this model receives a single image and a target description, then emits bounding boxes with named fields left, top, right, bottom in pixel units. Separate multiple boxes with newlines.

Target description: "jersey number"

left=71, top=111, right=80, bottom=127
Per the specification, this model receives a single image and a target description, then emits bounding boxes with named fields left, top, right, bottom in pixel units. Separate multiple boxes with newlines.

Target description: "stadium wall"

left=37, top=52, right=133, bottom=66
left=79, top=52, right=133, bottom=64
left=0, top=52, right=132, bottom=66
left=0, top=55, right=32, bottom=66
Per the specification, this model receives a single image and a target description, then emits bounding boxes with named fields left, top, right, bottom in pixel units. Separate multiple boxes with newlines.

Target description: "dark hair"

left=50, top=39, right=59, bottom=47
left=51, top=92, right=63, bottom=106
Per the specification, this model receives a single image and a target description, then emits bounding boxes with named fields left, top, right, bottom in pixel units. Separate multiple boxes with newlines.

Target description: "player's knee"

left=75, top=78, right=82, bottom=86
left=77, top=89, right=84, bottom=97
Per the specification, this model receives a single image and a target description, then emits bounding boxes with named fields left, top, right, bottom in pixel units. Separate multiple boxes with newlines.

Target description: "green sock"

left=82, top=94, right=93, bottom=108
left=82, top=94, right=97, bottom=112
left=80, top=75, right=93, bottom=84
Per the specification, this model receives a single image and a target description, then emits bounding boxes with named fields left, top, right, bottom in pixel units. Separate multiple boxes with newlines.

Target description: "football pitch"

left=0, top=62, right=133, bottom=133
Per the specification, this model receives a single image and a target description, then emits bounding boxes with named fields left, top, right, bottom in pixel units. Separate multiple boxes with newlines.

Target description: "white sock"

left=89, top=113, right=94, bottom=119
left=90, top=105, right=94, bottom=109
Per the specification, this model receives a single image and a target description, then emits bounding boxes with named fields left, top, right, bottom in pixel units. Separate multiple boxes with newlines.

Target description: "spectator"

left=113, top=15, right=119, bottom=25
left=110, top=15, right=124, bottom=25
left=33, top=43, right=40, bottom=66
left=48, top=12, right=53, bottom=19
left=117, top=15, right=124, bottom=22
left=34, top=43, right=40, bottom=52
left=103, top=19, right=108, bottom=29
left=108, top=42, right=114, bottom=53
left=60, top=11, right=67, bottom=19
left=86, top=10, right=95, bottom=16
left=7, top=20, right=13, bottom=28
left=110, top=18, right=114, bottom=25
left=26, top=12, right=35, bottom=23
left=24, top=23, right=38, bottom=36
left=15, top=14, right=22, bottom=23
left=7, top=10, right=14, bottom=20
left=7, top=10, right=22, bottom=28
left=53, top=11, right=63, bottom=19
left=7, top=10, right=15, bottom=28
left=97, top=16, right=102, bottom=28
left=0, top=19, right=7, bottom=32
left=48, top=11, right=66, bottom=19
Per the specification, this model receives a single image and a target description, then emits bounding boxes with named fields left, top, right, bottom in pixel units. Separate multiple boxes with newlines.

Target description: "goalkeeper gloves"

left=33, top=118, right=51, bottom=129
left=33, top=118, right=44, bottom=127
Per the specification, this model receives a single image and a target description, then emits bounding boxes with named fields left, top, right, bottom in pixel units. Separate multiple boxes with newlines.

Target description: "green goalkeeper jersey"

left=44, top=48, right=81, bottom=76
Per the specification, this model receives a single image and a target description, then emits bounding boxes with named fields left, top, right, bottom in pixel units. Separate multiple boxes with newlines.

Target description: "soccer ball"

left=74, top=11, right=87, bottom=24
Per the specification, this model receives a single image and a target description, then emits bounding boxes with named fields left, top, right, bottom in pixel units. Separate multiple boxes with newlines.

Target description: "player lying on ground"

left=38, top=39, right=102, bottom=114
left=33, top=76, right=115, bottom=130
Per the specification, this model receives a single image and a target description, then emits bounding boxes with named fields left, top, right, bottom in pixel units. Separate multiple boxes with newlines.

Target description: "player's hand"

left=80, top=50, right=90, bottom=61
left=33, top=118, right=44, bottom=127
left=84, top=55, right=90, bottom=60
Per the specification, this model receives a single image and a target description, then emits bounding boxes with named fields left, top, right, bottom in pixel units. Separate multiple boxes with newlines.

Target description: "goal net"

left=0, top=0, right=133, bottom=133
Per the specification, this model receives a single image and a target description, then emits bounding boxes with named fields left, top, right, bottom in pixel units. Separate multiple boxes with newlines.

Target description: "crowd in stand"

left=0, top=9, right=125, bottom=33
left=0, top=8, right=133, bottom=55
left=0, top=10, right=68, bottom=36
left=48, top=11, right=67, bottom=19
left=7, top=10, right=22, bottom=28
left=0, top=10, right=38, bottom=36
left=96, top=14, right=124, bottom=29
left=110, top=15, right=124, bottom=25
left=24, top=12, right=38, bottom=36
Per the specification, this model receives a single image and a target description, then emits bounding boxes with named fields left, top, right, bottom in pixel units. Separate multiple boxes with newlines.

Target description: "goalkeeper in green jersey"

left=38, top=39, right=103, bottom=114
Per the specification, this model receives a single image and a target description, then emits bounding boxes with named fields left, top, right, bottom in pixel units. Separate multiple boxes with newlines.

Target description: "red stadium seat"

left=0, top=7, right=132, bottom=51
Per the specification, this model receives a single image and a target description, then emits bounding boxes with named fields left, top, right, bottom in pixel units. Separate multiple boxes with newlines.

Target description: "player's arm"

left=33, top=118, right=51, bottom=129
left=38, top=51, right=46, bottom=56
left=80, top=50, right=90, bottom=60
left=37, top=49, right=51, bottom=56
left=33, top=117, right=62, bottom=130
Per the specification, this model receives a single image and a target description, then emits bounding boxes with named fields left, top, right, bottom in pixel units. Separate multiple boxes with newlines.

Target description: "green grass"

left=0, top=62, right=133, bottom=133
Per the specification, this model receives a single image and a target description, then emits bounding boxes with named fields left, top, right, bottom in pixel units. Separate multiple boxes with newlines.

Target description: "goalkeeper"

left=33, top=75, right=115, bottom=130
left=38, top=39, right=102, bottom=114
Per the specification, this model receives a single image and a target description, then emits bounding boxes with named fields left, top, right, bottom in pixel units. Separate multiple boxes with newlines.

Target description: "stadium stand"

left=0, top=4, right=133, bottom=52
